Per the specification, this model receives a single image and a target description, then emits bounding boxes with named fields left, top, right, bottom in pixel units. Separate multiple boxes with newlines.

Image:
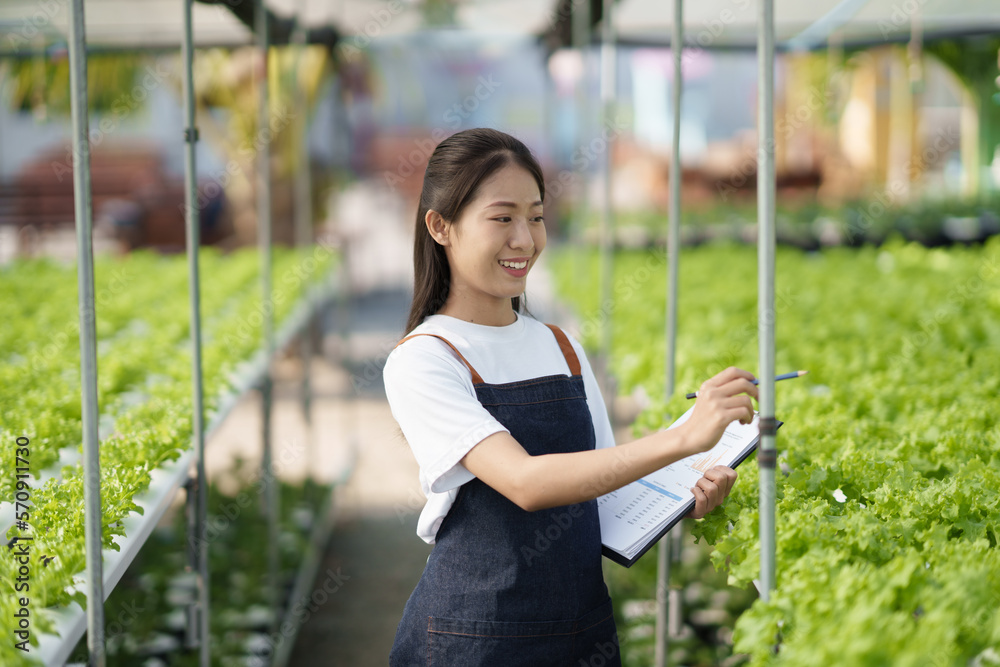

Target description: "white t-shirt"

left=383, top=311, right=616, bottom=544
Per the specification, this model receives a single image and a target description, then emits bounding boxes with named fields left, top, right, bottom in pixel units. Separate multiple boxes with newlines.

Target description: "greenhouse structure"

left=1, top=0, right=999, bottom=666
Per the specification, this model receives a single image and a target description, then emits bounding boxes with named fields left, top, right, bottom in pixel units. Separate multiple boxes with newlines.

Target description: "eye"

left=493, top=216, right=512, bottom=223
left=532, top=215, right=544, bottom=222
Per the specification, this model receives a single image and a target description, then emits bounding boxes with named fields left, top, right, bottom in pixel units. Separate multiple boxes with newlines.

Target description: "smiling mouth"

left=498, top=259, right=529, bottom=270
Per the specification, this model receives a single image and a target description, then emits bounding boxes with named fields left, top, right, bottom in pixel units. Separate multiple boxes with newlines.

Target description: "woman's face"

left=435, top=163, right=546, bottom=322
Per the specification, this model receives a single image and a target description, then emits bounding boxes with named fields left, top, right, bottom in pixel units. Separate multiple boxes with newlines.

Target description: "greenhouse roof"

left=613, top=0, right=1000, bottom=50
left=0, top=0, right=998, bottom=55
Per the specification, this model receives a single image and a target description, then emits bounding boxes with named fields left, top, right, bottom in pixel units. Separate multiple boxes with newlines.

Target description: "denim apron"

left=389, top=324, right=621, bottom=667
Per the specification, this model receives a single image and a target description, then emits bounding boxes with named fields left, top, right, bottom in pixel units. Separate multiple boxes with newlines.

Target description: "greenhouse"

left=0, top=0, right=998, bottom=666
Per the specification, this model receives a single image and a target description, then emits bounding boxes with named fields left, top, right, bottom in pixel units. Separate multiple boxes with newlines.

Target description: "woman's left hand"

left=688, top=466, right=738, bottom=519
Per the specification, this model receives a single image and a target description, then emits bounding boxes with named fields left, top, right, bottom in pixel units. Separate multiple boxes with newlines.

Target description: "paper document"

left=599, top=408, right=775, bottom=567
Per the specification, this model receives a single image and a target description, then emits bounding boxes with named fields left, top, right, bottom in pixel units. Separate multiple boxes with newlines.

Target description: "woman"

left=383, top=128, right=757, bottom=666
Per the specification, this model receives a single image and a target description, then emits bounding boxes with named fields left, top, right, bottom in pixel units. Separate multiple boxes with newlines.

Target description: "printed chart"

left=599, top=409, right=763, bottom=566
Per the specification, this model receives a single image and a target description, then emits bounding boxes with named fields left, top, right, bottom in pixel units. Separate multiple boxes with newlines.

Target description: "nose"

left=509, top=217, right=534, bottom=253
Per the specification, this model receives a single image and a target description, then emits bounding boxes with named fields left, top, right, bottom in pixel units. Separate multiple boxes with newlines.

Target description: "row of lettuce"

left=0, top=246, right=334, bottom=664
left=552, top=236, right=1000, bottom=666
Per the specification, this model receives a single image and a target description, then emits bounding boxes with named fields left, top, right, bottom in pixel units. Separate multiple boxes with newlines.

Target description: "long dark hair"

left=404, top=128, right=545, bottom=335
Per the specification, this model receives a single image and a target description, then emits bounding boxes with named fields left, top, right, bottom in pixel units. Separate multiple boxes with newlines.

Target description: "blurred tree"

left=925, top=36, right=1000, bottom=196
left=185, top=44, right=333, bottom=244
left=2, top=53, right=144, bottom=120
left=190, top=46, right=330, bottom=181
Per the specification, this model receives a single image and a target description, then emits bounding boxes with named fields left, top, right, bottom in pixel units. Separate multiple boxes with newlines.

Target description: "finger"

left=701, top=467, right=729, bottom=490
left=717, top=366, right=755, bottom=385
left=719, top=377, right=759, bottom=401
left=696, top=477, right=721, bottom=507
left=706, top=367, right=756, bottom=389
left=711, top=465, right=738, bottom=496
left=690, top=483, right=707, bottom=519
left=721, top=395, right=755, bottom=424
left=722, top=466, right=737, bottom=495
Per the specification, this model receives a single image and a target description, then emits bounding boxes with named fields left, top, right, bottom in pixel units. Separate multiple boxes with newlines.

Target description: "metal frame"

left=293, top=0, right=316, bottom=480
left=570, top=0, right=590, bottom=247
left=180, top=0, right=211, bottom=662
left=46, top=0, right=341, bottom=661
left=31, top=0, right=955, bottom=661
left=66, top=0, right=107, bottom=664
left=253, top=0, right=283, bottom=640
left=33, top=277, right=337, bottom=664
left=598, top=0, right=616, bottom=406
left=656, top=2, right=685, bottom=662
left=757, top=0, right=778, bottom=601
left=647, top=0, right=781, bottom=659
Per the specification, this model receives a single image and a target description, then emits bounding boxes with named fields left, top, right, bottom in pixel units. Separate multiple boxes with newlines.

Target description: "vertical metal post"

left=293, top=0, right=315, bottom=479
left=654, top=533, right=670, bottom=667
left=757, top=0, right=778, bottom=601
left=67, top=1, right=106, bottom=664
left=181, top=1, right=211, bottom=664
left=667, top=0, right=687, bottom=624
left=665, top=1, right=683, bottom=402
left=543, top=53, right=554, bottom=180
left=571, top=0, right=590, bottom=245
left=598, top=0, right=616, bottom=406
left=256, top=0, right=280, bottom=634
left=657, top=5, right=684, bottom=663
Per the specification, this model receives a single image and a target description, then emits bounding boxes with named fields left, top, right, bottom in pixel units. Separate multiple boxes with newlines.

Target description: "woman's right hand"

left=679, top=367, right=758, bottom=455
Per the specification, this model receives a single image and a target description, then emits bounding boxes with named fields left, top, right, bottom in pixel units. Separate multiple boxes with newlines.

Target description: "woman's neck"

left=437, top=291, right=516, bottom=327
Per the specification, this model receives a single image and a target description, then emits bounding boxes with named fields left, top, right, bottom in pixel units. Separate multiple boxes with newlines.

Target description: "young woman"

left=383, top=128, right=757, bottom=666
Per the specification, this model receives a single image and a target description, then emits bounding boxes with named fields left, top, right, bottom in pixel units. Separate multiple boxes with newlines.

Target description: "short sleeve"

left=566, top=332, right=617, bottom=450
left=383, top=338, right=510, bottom=494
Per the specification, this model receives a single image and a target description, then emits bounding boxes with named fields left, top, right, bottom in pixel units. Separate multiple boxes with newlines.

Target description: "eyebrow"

left=485, top=200, right=544, bottom=208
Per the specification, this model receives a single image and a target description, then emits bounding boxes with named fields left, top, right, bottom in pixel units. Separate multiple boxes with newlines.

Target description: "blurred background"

left=2, top=1, right=1000, bottom=666
left=2, top=0, right=999, bottom=266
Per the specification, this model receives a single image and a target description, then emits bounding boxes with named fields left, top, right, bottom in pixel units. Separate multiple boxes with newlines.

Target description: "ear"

left=425, top=209, right=451, bottom=247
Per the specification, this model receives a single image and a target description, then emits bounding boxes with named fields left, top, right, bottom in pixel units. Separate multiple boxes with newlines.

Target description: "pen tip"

left=799, top=370, right=809, bottom=376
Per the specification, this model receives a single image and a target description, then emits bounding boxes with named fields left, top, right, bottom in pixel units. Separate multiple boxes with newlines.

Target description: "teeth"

left=499, top=260, right=527, bottom=270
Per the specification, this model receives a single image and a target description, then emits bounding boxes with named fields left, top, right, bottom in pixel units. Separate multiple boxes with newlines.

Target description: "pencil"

left=685, top=370, right=808, bottom=399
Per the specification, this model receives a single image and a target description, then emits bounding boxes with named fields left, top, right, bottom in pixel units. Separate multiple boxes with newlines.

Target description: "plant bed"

left=553, top=238, right=1000, bottom=665
left=1, top=246, right=336, bottom=665
left=65, top=460, right=333, bottom=666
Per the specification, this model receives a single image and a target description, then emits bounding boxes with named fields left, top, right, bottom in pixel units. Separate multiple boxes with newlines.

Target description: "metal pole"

left=654, top=533, right=670, bottom=667
left=656, top=4, right=684, bottom=663
left=665, top=1, right=682, bottom=402
left=67, top=1, right=106, bottom=664
left=256, top=0, right=280, bottom=634
left=598, top=0, right=616, bottom=407
left=757, top=0, right=777, bottom=601
left=293, top=0, right=314, bottom=480
left=571, top=0, right=590, bottom=245
left=543, top=52, right=554, bottom=179
left=181, top=1, right=211, bottom=664
left=667, top=0, right=687, bottom=594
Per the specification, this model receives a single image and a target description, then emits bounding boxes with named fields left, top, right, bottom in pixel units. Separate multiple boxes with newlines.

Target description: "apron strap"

left=544, top=324, right=582, bottom=377
left=396, top=333, right=485, bottom=385
left=395, top=323, right=582, bottom=384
